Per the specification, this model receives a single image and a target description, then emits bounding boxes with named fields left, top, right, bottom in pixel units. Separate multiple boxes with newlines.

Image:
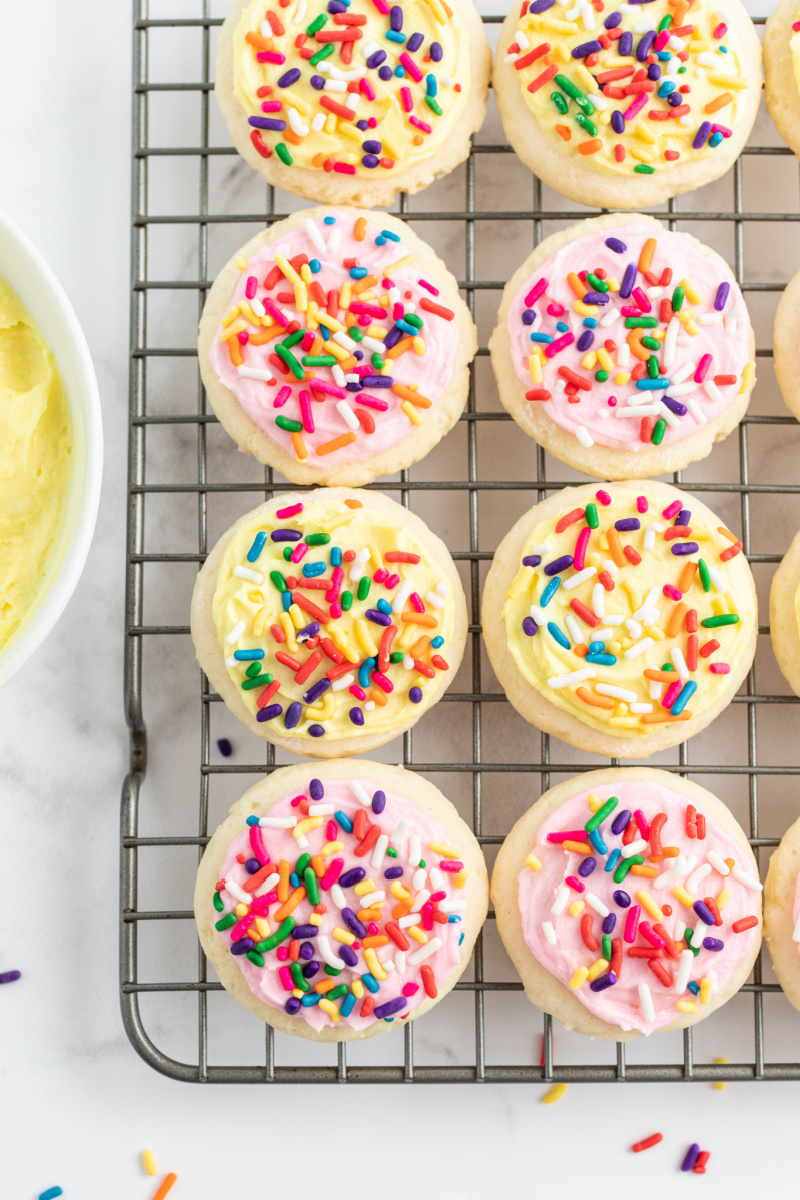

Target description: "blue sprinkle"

left=341, top=993, right=356, bottom=1018
left=376, top=598, right=392, bottom=615
left=385, top=28, right=406, bottom=42
left=381, top=229, right=401, bottom=242
left=309, top=258, right=321, bottom=273
left=547, top=621, right=570, bottom=650
left=331, top=546, right=342, bottom=567
left=234, top=649, right=264, bottom=660
left=448, top=914, right=462, bottom=923
left=605, top=848, right=621, bottom=873
left=687, top=980, right=701, bottom=996
left=540, top=576, right=561, bottom=607
left=586, top=652, right=617, bottom=666
left=431, top=635, right=444, bottom=648
left=335, top=810, right=354, bottom=833
left=588, top=827, right=607, bottom=855
left=426, top=73, right=437, bottom=97
left=290, top=872, right=300, bottom=888
left=583, top=317, right=597, bottom=328
left=247, top=531, right=268, bottom=562
left=301, top=992, right=322, bottom=1006
left=459, top=932, right=465, bottom=946
left=246, top=815, right=259, bottom=826
left=395, top=64, right=406, bottom=77
left=358, top=657, right=376, bottom=689
left=282, top=591, right=292, bottom=611
left=530, top=331, right=554, bottom=343
left=362, top=972, right=379, bottom=994
left=302, top=561, right=326, bottom=577
left=375, top=236, right=386, bottom=245
left=350, top=266, right=368, bottom=279
left=556, top=321, right=569, bottom=332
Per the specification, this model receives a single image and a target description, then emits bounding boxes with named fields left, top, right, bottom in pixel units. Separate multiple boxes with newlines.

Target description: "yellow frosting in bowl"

left=0, top=276, right=73, bottom=654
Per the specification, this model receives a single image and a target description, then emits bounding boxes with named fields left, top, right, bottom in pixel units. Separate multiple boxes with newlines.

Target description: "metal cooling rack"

left=122, top=1, right=800, bottom=1082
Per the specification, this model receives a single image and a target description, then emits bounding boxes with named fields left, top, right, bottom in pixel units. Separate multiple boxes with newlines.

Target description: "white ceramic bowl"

left=0, top=209, right=103, bottom=689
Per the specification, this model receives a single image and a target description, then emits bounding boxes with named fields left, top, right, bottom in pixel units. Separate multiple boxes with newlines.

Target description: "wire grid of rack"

left=123, top=1, right=800, bottom=1082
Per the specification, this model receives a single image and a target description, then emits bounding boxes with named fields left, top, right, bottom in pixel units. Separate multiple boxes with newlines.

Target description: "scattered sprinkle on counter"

left=0, top=969, right=21, bottom=984
left=217, top=738, right=233, bottom=758
left=632, top=1132, right=663, bottom=1152
left=142, top=1149, right=158, bottom=1176
left=541, top=1082, right=568, bottom=1103
left=151, top=1173, right=178, bottom=1200
left=38, top=1189, right=63, bottom=1200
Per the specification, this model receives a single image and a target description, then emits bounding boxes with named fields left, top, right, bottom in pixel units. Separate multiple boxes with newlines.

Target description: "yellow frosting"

left=501, top=482, right=755, bottom=738
left=0, top=277, right=73, bottom=653
left=233, top=0, right=469, bottom=177
left=512, top=0, right=748, bottom=176
left=212, top=496, right=456, bottom=740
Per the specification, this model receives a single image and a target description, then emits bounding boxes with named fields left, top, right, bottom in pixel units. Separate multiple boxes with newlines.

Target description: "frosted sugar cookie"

left=199, top=206, right=476, bottom=487
left=769, top=530, right=800, bottom=698
left=773, top=262, right=800, bottom=424
left=764, top=815, right=800, bottom=1013
left=492, top=768, right=762, bottom=1039
left=215, top=0, right=491, bottom=207
left=764, top=0, right=800, bottom=162
left=481, top=479, right=757, bottom=758
left=492, top=0, right=762, bottom=211
left=195, top=760, right=488, bottom=1041
left=490, top=213, right=755, bottom=480
left=191, top=488, right=467, bottom=757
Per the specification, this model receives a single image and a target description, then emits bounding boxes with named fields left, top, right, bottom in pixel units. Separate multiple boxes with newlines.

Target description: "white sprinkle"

left=731, top=866, right=763, bottom=892
left=333, top=329, right=357, bottom=352
left=429, top=867, right=445, bottom=892
left=671, top=646, right=690, bottom=681
left=658, top=401, right=681, bottom=431
left=361, top=890, right=385, bottom=907
left=303, top=217, right=327, bottom=257
left=674, top=949, right=694, bottom=994
left=331, top=363, right=346, bottom=386
left=603, top=560, right=619, bottom=577
left=330, top=884, right=346, bottom=910
left=287, top=107, right=309, bottom=137
left=565, top=615, right=581, bottom=645
left=621, top=838, right=648, bottom=859
left=625, top=618, right=642, bottom=639
left=679, top=115, right=693, bottom=127
left=394, top=950, right=407, bottom=975
left=792, top=913, right=800, bottom=943
left=617, top=342, right=631, bottom=368
left=233, top=565, right=264, bottom=585
left=324, top=79, right=347, bottom=93
left=624, top=637, right=654, bottom=659
left=291, top=0, right=307, bottom=21
left=592, top=583, right=606, bottom=619
left=563, top=566, right=597, bottom=591
left=225, top=621, right=245, bottom=645
left=665, top=382, right=698, bottom=398
left=547, top=667, right=596, bottom=689
left=707, top=851, right=730, bottom=876
left=697, top=51, right=726, bottom=67
left=542, top=921, right=558, bottom=945
left=532, top=542, right=552, bottom=556
left=668, top=34, right=686, bottom=49
left=348, top=547, right=371, bottom=583
left=317, top=935, right=345, bottom=970
left=685, top=398, right=707, bottom=426
left=595, top=683, right=638, bottom=702
left=361, top=335, right=386, bottom=353
left=703, top=379, right=725, bottom=404
left=225, top=655, right=239, bottom=668
left=350, top=781, right=372, bottom=807
left=399, top=913, right=422, bottom=929
left=308, top=804, right=334, bottom=816
left=402, top=655, right=414, bottom=670
left=616, top=405, right=660, bottom=419
left=600, top=307, right=621, bottom=328
left=633, top=17, right=656, bottom=31
left=633, top=586, right=660, bottom=620
left=639, top=982, right=655, bottom=1024
left=504, top=51, right=519, bottom=63
left=530, top=605, right=547, bottom=625
left=425, top=590, right=444, bottom=609
left=371, top=835, right=389, bottom=870
left=336, top=401, right=359, bottom=431
left=516, top=28, right=530, bottom=49
left=697, top=312, right=724, bottom=325
left=311, top=113, right=327, bottom=133
left=671, top=361, right=696, bottom=386
left=406, top=937, right=442, bottom=966
left=590, top=627, right=613, bottom=641
left=392, top=580, right=414, bottom=614
left=253, top=872, right=280, bottom=897
left=224, top=879, right=252, bottom=904
left=412, top=867, right=427, bottom=891
left=575, top=425, right=594, bottom=448
left=650, top=680, right=662, bottom=701
left=259, top=816, right=297, bottom=829
left=364, top=701, right=376, bottom=712
left=436, top=580, right=449, bottom=598
left=643, top=525, right=656, bottom=551
left=585, top=892, right=609, bottom=918
left=686, top=863, right=712, bottom=894
left=326, top=228, right=341, bottom=255
left=439, top=900, right=467, bottom=913
left=409, top=834, right=422, bottom=867
left=645, top=286, right=663, bottom=300
left=630, top=702, right=653, bottom=714
left=236, top=365, right=273, bottom=382
left=707, top=564, right=727, bottom=592
left=331, top=673, right=354, bottom=692
left=551, top=887, right=570, bottom=915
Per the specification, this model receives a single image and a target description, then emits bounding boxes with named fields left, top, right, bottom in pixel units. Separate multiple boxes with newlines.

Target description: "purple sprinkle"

left=361, top=374, right=393, bottom=387
left=297, top=621, right=320, bottom=640
left=578, top=856, right=597, bottom=878
left=310, top=74, right=325, bottom=90
left=611, top=108, right=626, bottom=135
left=572, top=39, right=602, bottom=58
left=299, top=942, right=315, bottom=960
left=303, top=679, right=331, bottom=706
left=714, top=281, right=730, bottom=311
left=340, top=867, right=366, bottom=888
left=523, top=554, right=542, bottom=568
left=390, top=3, right=403, bottom=29
left=257, top=703, right=283, bottom=722
left=430, top=41, right=443, bottom=62
left=522, top=616, right=538, bottom=637
left=675, top=509, right=691, bottom=526
left=613, top=890, right=631, bottom=908
left=636, top=30, right=656, bottom=61
left=384, top=325, right=404, bottom=350
left=230, top=938, right=254, bottom=955
left=349, top=707, right=365, bottom=726
left=342, top=907, right=368, bottom=938
left=356, top=119, right=370, bottom=131
left=544, top=554, right=574, bottom=577
left=362, top=139, right=382, bottom=154
left=329, top=0, right=348, bottom=10
left=648, top=62, right=661, bottom=80
left=620, top=262, right=637, bottom=298
left=615, top=517, right=640, bottom=532
left=529, top=0, right=556, bottom=11
left=671, top=542, right=699, bottom=556
left=693, top=900, right=716, bottom=926
left=285, top=997, right=302, bottom=1015
left=277, top=68, right=302, bottom=88
left=611, top=810, right=631, bottom=835
left=308, top=725, right=325, bottom=738
left=309, top=778, right=325, bottom=800
left=385, top=866, right=404, bottom=878
left=378, top=64, right=393, bottom=80
left=292, top=925, right=319, bottom=940
left=271, top=529, right=303, bottom=542
left=372, top=789, right=386, bottom=814
left=248, top=116, right=287, bottom=132
left=406, top=31, right=424, bottom=52
left=338, top=944, right=359, bottom=967
left=618, top=30, right=633, bottom=56
left=692, top=120, right=712, bottom=150
left=668, top=90, right=683, bottom=107
left=522, top=308, right=536, bottom=325
left=245, top=858, right=261, bottom=874
left=589, top=971, right=617, bottom=992
left=284, top=701, right=302, bottom=729
left=0, top=970, right=21, bottom=984
left=577, top=330, right=595, bottom=352
left=604, top=10, right=621, bottom=26
left=361, top=154, right=380, bottom=171
left=681, top=1145, right=701, bottom=1172
left=367, top=50, right=387, bottom=69
left=217, top=737, right=232, bottom=757
left=409, top=686, right=423, bottom=704
left=602, top=913, right=617, bottom=935
left=582, top=291, right=609, bottom=306
left=302, top=960, right=320, bottom=978
left=703, top=937, right=725, bottom=952
left=365, top=607, right=392, bottom=626
left=662, top=396, right=688, bottom=417
left=374, top=996, right=408, bottom=1018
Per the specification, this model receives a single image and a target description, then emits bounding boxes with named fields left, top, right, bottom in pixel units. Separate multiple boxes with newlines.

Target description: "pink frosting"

left=215, top=778, right=468, bottom=1032
left=517, top=779, right=760, bottom=1034
left=507, top=223, right=751, bottom=451
left=208, top=211, right=460, bottom=466
left=793, top=873, right=800, bottom=962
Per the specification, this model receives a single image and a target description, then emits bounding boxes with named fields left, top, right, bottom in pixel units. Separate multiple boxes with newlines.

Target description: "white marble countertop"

left=2, top=1, right=798, bottom=1195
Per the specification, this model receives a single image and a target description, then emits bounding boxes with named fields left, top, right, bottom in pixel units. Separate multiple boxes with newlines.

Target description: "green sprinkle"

left=341, top=590, right=353, bottom=612
left=624, top=316, right=658, bottom=328
left=213, top=891, right=224, bottom=913
left=585, top=502, right=599, bottom=529
left=633, top=164, right=655, bottom=174
left=585, top=795, right=618, bottom=833
left=404, top=312, right=424, bottom=330
left=387, top=846, right=398, bottom=857
left=585, top=272, right=609, bottom=293
left=306, top=12, right=328, bottom=34
left=419, top=859, right=425, bottom=869
left=614, top=854, right=643, bottom=883
left=551, top=90, right=569, bottom=114
left=390, top=651, right=404, bottom=663
left=678, top=65, right=687, bottom=73
left=296, top=853, right=311, bottom=876
left=555, top=73, right=591, bottom=113
left=357, top=576, right=371, bottom=602
left=275, top=142, right=293, bottom=166
left=309, top=42, right=334, bottom=66
left=425, top=96, right=443, bottom=116
left=282, top=329, right=305, bottom=349
left=302, top=354, right=337, bottom=367
left=576, top=113, right=597, bottom=138
left=306, top=533, right=331, bottom=545
left=647, top=355, right=660, bottom=379
left=699, top=558, right=711, bottom=592
left=270, top=570, right=288, bottom=592
left=283, top=546, right=293, bottom=561
left=242, top=672, right=273, bottom=691
left=256, top=915, right=296, bottom=953
left=350, top=326, right=364, bottom=341
left=661, top=662, right=671, bottom=673
left=595, top=370, right=609, bottom=382
left=246, top=950, right=265, bottom=968
left=684, top=928, right=701, bottom=957
left=701, top=613, right=739, bottom=628
left=245, top=661, right=263, bottom=678
left=215, top=913, right=236, bottom=931
left=290, top=961, right=310, bottom=991
left=325, top=964, right=342, bottom=976
left=602, top=934, right=613, bottom=962
left=304, top=866, right=320, bottom=906
left=651, top=418, right=667, bottom=446
left=658, top=13, right=672, bottom=30
left=641, top=335, right=660, bottom=351
left=275, top=342, right=304, bottom=380
left=328, top=984, right=348, bottom=1000
left=371, top=353, right=384, bottom=370
left=672, top=286, right=685, bottom=312
left=276, top=415, right=303, bottom=433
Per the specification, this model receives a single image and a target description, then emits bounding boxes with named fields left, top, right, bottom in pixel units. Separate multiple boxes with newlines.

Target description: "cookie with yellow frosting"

left=195, top=759, right=488, bottom=1041
left=482, top=479, right=757, bottom=759
left=198, top=206, right=476, bottom=487
left=764, top=0, right=800, bottom=163
left=773, top=262, right=800, bottom=424
left=492, top=0, right=761, bottom=211
left=491, top=767, right=762, bottom=1039
left=215, top=0, right=491, bottom=207
left=764, top=814, right=800, bottom=1014
left=489, top=213, right=755, bottom=480
left=769, top=529, right=800, bottom=699
left=191, top=488, right=468, bottom=757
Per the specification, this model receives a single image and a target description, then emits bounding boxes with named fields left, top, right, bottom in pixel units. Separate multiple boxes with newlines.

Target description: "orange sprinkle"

left=315, top=432, right=357, bottom=456
left=278, top=858, right=291, bottom=902
left=555, top=124, right=572, bottom=141
left=368, top=686, right=389, bottom=707
left=640, top=710, right=693, bottom=725
left=284, top=127, right=302, bottom=146
left=401, top=612, right=438, bottom=627
left=291, top=431, right=308, bottom=461
left=311, top=855, right=325, bottom=878
left=344, top=498, right=362, bottom=508
left=567, top=272, right=587, bottom=299
left=627, top=329, right=650, bottom=362
left=274, top=886, right=306, bottom=921
left=151, top=1175, right=178, bottom=1200
left=573, top=643, right=589, bottom=658
left=353, top=273, right=378, bottom=294
left=315, top=978, right=336, bottom=994
left=393, top=383, right=431, bottom=408
left=245, top=31, right=273, bottom=51
left=354, top=216, right=367, bottom=241
left=678, top=560, right=698, bottom=593
left=643, top=668, right=679, bottom=682
left=562, top=839, right=594, bottom=854
left=248, top=328, right=280, bottom=345
left=386, top=336, right=415, bottom=359
left=630, top=864, right=658, bottom=877
left=717, top=526, right=738, bottom=543
left=393, top=900, right=413, bottom=919
left=704, top=92, right=732, bottom=114
left=228, top=338, right=244, bottom=367
left=357, top=907, right=383, bottom=922
left=666, top=602, right=688, bottom=639
left=638, top=237, right=657, bottom=273
left=578, top=138, right=603, bottom=155
left=606, top=527, right=626, bottom=569
left=576, top=685, right=615, bottom=709
left=311, top=152, right=327, bottom=168
left=362, top=935, right=389, bottom=948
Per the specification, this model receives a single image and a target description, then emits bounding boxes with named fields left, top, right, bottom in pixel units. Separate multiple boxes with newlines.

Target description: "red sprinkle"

left=632, top=1133, right=663, bottom=1153
left=732, top=915, right=758, bottom=933
left=555, top=507, right=586, bottom=534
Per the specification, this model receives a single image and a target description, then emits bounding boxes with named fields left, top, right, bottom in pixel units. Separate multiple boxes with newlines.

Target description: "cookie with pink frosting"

left=199, top=206, right=476, bottom=486
left=490, top=213, right=755, bottom=480
left=765, top=814, right=800, bottom=1013
left=773, top=261, right=800, bottom=425
left=491, top=768, right=762, bottom=1039
left=769, top=529, right=800, bottom=700
left=195, top=760, right=488, bottom=1041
